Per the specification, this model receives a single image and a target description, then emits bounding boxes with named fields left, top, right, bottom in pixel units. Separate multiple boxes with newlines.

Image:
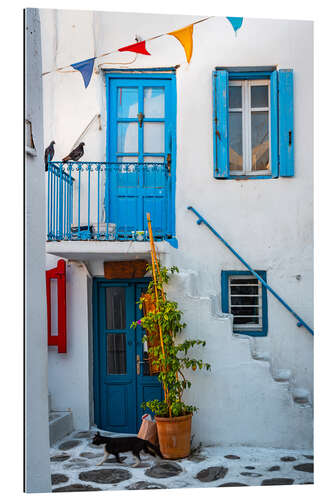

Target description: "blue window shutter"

left=213, top=70, right=229, bottom=178
left=270, top=71, right=279, bottom=177
left=278, top=69, right=294, bottom=177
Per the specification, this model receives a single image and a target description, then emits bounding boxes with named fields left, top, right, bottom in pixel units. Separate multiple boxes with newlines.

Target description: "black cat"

left=92, top=431, right=163, bottom=467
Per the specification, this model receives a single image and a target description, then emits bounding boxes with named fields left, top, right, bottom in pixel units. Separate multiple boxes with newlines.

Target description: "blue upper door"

left=106, top=74, right=176, bottom=239
left=94, top=279, right=162, bottom=433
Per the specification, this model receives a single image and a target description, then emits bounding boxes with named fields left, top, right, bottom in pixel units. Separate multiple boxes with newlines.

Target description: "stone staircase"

left=165, top=269, right=313, bottom=449
left=48, top=392, right=73, bottom=445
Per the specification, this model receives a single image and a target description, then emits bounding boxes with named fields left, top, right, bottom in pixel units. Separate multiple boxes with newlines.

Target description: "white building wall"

left=47, top=256, right=93, bottom=430
left=25, top=8, right=51, bottom=493
left=41, top=9, right=313, bottom=446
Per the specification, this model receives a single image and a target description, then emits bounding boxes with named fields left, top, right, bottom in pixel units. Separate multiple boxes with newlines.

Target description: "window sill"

left=233, top=329, right=267, bottom=337
left=228, top=175, right=275, bottom=180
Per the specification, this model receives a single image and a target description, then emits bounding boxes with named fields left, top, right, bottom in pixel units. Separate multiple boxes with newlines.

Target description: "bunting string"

left=42, top=15, right=244, bottom=87
left=42, top=16, right=212, bottom=76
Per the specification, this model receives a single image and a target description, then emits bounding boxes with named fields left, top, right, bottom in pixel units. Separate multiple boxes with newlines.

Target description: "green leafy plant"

left=131, top=264, right=211, bottom=418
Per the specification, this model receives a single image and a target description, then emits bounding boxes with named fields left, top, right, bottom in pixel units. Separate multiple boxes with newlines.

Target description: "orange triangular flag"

left=168, top=24, right=193, bottom=63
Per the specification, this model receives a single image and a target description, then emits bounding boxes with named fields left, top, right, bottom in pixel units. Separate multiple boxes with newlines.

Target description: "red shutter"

left=46, top=259, right=67, bottom=353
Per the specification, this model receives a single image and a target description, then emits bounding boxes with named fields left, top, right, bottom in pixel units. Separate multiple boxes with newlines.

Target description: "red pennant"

left=118, top=41, right=151, bottom=55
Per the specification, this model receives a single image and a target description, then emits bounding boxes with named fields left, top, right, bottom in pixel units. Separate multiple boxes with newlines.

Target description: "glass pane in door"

left=144, top=123, right=165, bottom=153
left=117, top=87, right=138, bottom=118
left=107, top=333, right=127, bottom=374
left=105, top=287, right=126, bottom=330
left=117, top=123, right=138, bottom=153
left=144, top=87, right=165, bottom=118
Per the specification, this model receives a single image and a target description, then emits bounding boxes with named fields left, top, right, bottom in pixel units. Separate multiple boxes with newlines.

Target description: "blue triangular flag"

left=226, top=17, right=243, bottom=34
left=71, top=57, right=95, bottom=88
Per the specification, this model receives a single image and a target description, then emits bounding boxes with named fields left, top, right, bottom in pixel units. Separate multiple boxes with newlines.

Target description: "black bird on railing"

left=62, top=142, right=85, bottom=162
left=44, top=140, right=55, bottom=171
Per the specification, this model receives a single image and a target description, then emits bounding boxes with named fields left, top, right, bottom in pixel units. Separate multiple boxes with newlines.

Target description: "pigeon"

left=44, top=140, right=55, bottom=171
left=62, top=142, right=85, bottom=162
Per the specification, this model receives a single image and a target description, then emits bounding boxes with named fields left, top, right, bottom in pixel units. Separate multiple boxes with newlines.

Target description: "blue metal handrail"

left=187, top=206, right=314, bottom=335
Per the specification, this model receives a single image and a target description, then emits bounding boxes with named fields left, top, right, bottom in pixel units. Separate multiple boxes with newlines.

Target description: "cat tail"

left=145, top=441, right=163, bottom=459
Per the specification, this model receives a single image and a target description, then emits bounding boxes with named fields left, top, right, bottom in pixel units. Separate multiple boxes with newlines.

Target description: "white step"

left=273, top=369, right=292, bottom=383
left=49, top=411, right=73, bottom=446
left=292, top=388, right=312, bottom=406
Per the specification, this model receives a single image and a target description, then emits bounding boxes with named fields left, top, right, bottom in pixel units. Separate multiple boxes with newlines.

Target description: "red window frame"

left=46, top=259, right=67, bottom=353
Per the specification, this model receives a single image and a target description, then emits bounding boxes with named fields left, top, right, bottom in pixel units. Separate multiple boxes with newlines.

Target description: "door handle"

left=136, top=354, right=145, bottom=375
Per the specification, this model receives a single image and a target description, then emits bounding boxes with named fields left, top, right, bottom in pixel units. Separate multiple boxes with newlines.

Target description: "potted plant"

left=131, top=264, right=211, bottom=459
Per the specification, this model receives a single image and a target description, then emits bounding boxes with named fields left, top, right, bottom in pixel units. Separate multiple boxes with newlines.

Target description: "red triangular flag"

left=118, top=40, right=151, bottom=55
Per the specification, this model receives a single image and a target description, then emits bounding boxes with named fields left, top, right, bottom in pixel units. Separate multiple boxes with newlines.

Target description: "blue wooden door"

left=94, top=279, right=162, bottom=433
left=106, top=75, right=175, bottom=238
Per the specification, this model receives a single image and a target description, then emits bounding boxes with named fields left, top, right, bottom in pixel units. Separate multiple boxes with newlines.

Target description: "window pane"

left=231, top=295, right=259, bottom=306
left=144, top=122, right=165, bottom=153
left=105, top=287, right=126, bottom=330
left=251, top=111, right=269, bottom=171
left=251, top=85, right=268, bottom=108
left=117, top=123, right=138, bottom=153
left=233, top=314, right=260, bottom=326
left=230, top=283, right=260, bottom=295
left=229, top=276, right=262, bottom=328
left=107, top=334, right=127, bottom=374
left=229, top=86, right=242, bottom=109
left=117, top=87, right=138, bottom=118
left=229, top=112, right=243, bottom=171
left=144, top=87, right=165, bottom=118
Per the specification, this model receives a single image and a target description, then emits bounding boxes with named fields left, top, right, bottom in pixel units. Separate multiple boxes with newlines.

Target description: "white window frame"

left=228, top=274, right=263, bottom=331
left=229, top=79, right=271, bottom=176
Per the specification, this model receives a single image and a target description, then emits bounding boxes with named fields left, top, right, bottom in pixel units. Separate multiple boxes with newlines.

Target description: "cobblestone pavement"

left=50, top=429, right=314, bottom=492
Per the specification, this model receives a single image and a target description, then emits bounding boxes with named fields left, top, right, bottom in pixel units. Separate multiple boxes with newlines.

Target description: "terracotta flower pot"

left=155, top=414, right=192, bottom=459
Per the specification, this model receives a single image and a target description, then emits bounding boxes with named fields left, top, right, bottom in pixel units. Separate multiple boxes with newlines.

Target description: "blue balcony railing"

left=47, top=161, right=170, bottom=241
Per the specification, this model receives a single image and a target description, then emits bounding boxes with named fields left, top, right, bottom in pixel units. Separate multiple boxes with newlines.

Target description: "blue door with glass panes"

left=105, top=74, right=176, bottom=239
left=93, top=278, right=163, bottom=433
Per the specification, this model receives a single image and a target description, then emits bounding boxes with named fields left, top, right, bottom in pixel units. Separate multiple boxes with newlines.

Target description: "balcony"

left=47, top=161, right=173, bottom=245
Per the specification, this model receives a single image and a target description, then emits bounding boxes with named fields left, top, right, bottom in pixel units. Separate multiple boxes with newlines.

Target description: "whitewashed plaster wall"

left=47, top=254, right=93, bottom=430
left=25, top=8, right=51, bottom=493
left=41, top=10, right=313, bottom=435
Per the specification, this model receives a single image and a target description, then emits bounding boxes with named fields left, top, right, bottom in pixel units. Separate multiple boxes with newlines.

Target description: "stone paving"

left=50, top=429, right=314, bottom=492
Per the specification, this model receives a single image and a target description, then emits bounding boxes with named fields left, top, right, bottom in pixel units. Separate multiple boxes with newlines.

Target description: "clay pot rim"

left=155, top=414, right=192, bottom=423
